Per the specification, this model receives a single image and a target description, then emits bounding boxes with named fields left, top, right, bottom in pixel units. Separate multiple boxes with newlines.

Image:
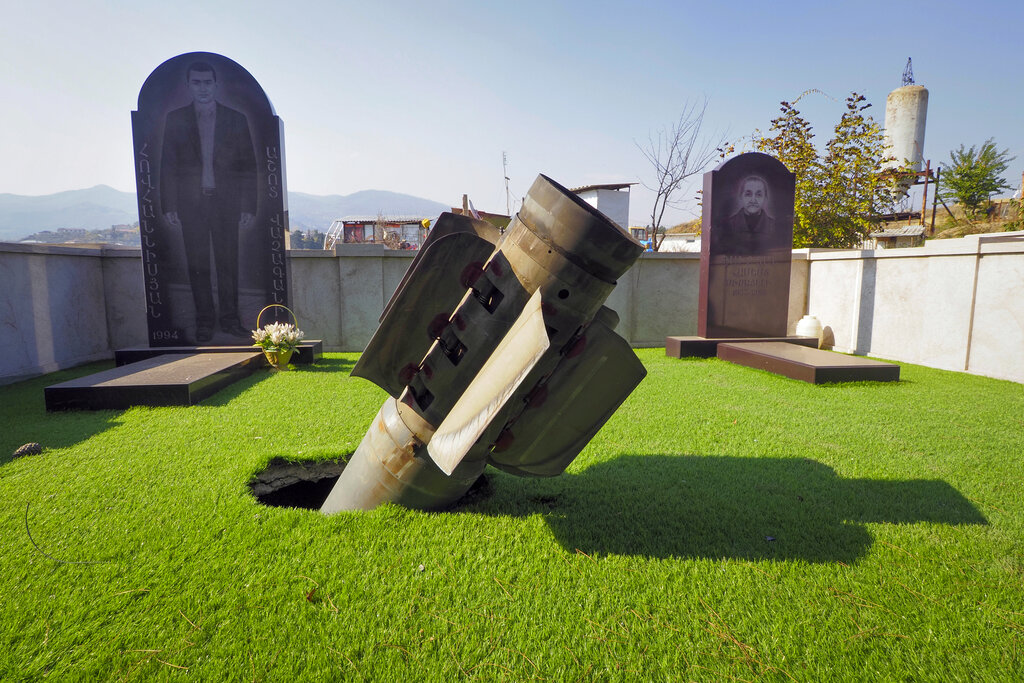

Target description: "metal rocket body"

left=321, top=174, right=646, bottom=513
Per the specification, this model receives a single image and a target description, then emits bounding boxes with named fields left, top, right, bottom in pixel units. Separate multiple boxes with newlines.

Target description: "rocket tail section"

left=325, top=176, right=649, bottom=513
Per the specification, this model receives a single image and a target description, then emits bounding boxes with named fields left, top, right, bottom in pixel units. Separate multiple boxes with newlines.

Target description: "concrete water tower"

left=883, top=58, right=929, bottom=188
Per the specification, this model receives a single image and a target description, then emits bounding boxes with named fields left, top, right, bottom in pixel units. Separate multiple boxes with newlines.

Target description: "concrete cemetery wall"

left=287, top=248, right=715, bottom=351
left=801, top=231, right=1024, bottom=384
left=1, top=233, right=1022, bottom=384
left=287, top=245, right=413, bottom=353
left=0, top=243, right=146, bottom=384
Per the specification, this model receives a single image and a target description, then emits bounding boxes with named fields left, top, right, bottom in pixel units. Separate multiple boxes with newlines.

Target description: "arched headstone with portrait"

left=697, top=152, right=795, bottom=338
left=131, top=52, right=289, bottom=346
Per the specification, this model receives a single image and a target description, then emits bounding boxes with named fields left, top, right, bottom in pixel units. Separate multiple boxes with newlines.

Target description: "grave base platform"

left=114, top=340, right=322, bottom=366
left=45, top=352, right=265, bottom=411
left=716, top=342, right=900, bottom=384
left=666, top=335, right=817, bottom=358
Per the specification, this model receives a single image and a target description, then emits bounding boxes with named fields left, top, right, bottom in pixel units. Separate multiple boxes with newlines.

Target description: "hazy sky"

left=3, top=0, right=1021, bottom=227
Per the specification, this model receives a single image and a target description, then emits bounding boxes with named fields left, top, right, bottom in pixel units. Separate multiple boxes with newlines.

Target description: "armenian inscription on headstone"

left=697, top=152, right=795, bottom=338
left=132, top=52, right=289, bottom=346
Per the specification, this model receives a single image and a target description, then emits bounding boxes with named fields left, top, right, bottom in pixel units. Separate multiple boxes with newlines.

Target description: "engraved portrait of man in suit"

left=160, top=61, right=257, bottom=343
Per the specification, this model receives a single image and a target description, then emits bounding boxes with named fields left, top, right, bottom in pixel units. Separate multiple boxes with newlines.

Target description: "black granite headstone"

left=697, top=152, right=795, bottom=338
left=131, top=52, right=289, bottom=346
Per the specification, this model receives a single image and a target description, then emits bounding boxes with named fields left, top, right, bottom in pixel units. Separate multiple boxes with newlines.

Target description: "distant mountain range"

left=0, top=185, right=451, bottom=242
left=286, top=190, right=449, bottom=232
left=0, top=186, right=139, bottom=242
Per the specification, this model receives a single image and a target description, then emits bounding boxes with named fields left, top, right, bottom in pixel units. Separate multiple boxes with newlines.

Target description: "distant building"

left=659, top=233, right=702, bottom=253
left=867, top=225, right=926, bottom=249
left=571, top=183, right=634, bottom=230
left=625, top=227, right=700, bottom=252
left=324, top=216, right=431, bottom=250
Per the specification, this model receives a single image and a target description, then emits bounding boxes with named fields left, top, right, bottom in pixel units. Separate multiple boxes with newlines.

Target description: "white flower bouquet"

left=251, top=321, right=305, bottom=353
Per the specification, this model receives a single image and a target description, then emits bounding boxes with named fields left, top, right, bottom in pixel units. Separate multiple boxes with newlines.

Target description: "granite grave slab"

left=666, top=335, right=818, bottom=359
left=716, top=342, right=900, bottom=384
left=114, top=340, right=323, bottom=366
left=45, top=352, right=264, bottom=411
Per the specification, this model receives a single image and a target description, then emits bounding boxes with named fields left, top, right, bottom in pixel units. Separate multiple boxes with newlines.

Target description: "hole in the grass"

left=250, top=457, right=347, bottom=510
left=252, top=458, right=496, bottom=511
left=447, top=473, right=495, bottom=510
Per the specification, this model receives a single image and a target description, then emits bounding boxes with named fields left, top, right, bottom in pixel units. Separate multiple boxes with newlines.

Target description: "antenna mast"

left=503, top=151, right=511, bottom=215
left=902, top=57, right=915, bottom=86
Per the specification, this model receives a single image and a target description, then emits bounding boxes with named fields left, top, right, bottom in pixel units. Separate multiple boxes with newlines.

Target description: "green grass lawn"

left=1, top=350, right=1022, bottom=681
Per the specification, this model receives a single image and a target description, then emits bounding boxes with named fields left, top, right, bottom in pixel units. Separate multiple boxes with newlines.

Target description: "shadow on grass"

left=197, top=368, right=272, bottom=407
left=458, top=455, right=987, bottom=563
left=198, top=357, right=357, bottom=407
left=0, top=357, right=358, bottom=457
left=300, top=357, right=356, bottom=374
left=812, top=378, right=914, bottom=388
left=0, top=362, right=126, bottom=462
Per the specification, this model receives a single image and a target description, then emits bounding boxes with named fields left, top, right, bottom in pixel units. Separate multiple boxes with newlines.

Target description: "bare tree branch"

left=637, top=98, right=726, bottom=250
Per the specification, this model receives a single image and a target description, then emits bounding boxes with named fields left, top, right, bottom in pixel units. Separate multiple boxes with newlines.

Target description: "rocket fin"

left=380, top=212, right=500, bottom=323
left=486, top=321, right=646, bottom=477
left=427, top=290, right=550, bottom=475
left=352, top=224, right=497, bottom=397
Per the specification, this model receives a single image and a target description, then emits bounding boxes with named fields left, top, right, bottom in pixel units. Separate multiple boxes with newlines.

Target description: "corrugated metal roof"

left=869, top=226, right=926, bottom=238
left=570, top=182, right=636, bottom=193
left=336, top=215, right=431, bottom=223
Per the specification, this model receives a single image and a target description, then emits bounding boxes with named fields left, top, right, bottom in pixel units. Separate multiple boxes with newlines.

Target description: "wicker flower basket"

left=263, top=347, right=294, bottom=370
left=254, top=305, right=303, bottom=370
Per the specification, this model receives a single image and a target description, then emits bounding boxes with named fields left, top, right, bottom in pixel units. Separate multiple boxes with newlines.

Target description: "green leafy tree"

left=940, top=139, right=1015, bottom=218
left=290, top=229, right=328, bottom=249
left=755, top=93, right=904, bottom=248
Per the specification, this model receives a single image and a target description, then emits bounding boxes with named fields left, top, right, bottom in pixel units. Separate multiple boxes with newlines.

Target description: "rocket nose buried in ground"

left=321, top=174, right=646, bottom=513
